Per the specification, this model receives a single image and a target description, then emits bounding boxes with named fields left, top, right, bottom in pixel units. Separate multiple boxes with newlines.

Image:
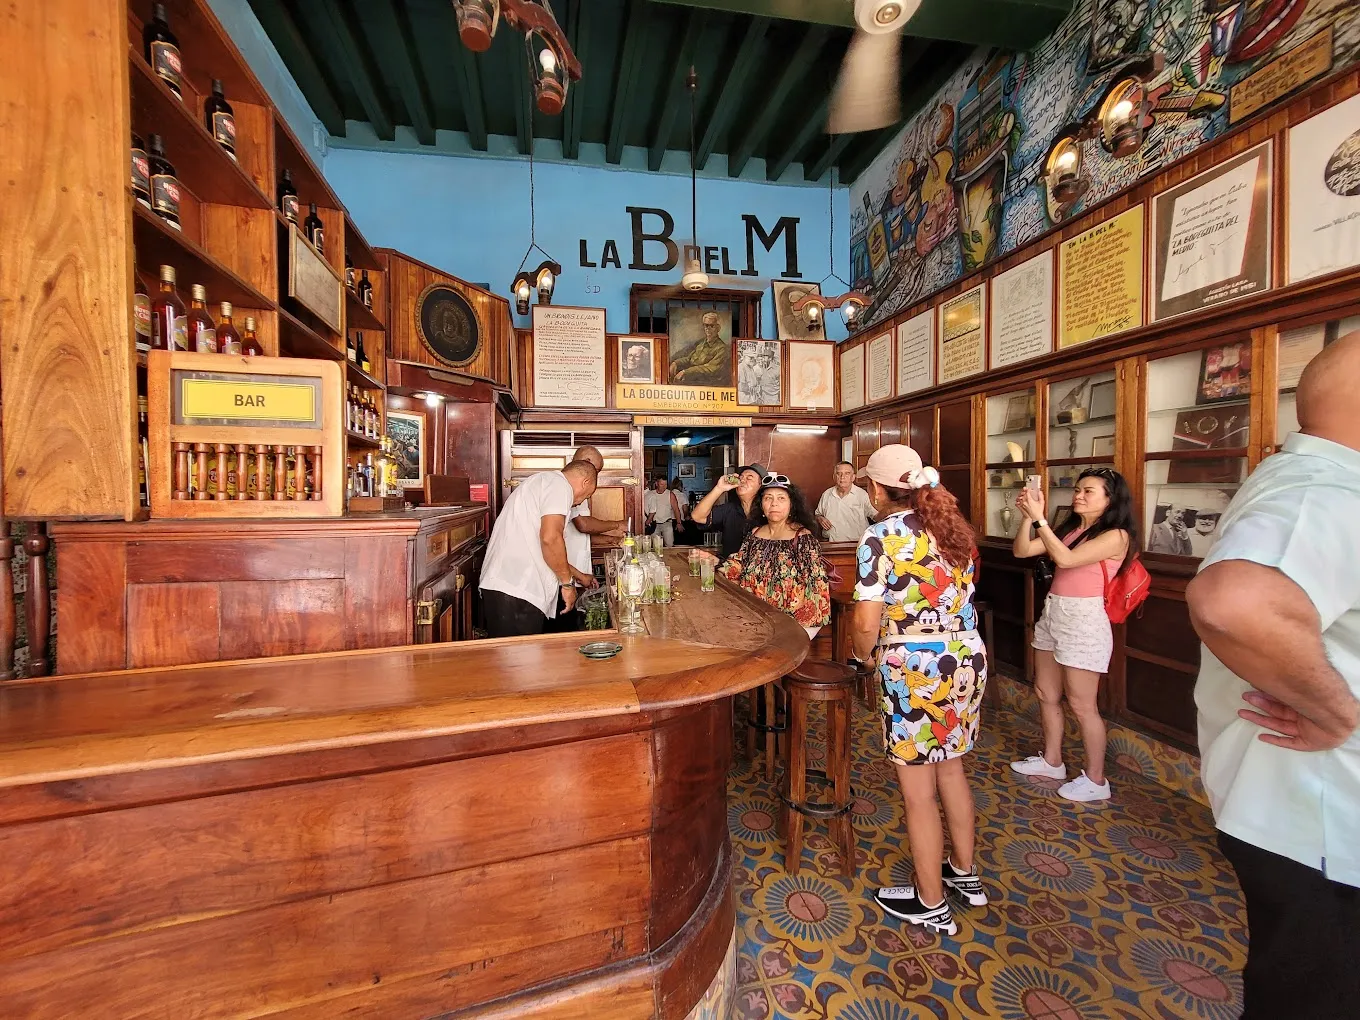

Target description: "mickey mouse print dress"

left=854, top=509, right=987, bottom=766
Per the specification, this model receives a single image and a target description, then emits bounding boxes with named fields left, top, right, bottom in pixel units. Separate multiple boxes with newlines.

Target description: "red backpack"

left=1100, top=557, right=1151, bottom=623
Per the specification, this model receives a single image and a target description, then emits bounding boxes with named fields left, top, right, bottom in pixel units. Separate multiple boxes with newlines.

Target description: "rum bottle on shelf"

left=358, top=271, right=373, bottom=309
left=134, top=270, right=153, bottom=354
left=346, top=333, right=357, bottom=363
left=278, top=169, right=299, bottom=224
left=241, top=315, right=264, bottom=356
left=143, top=2, right=183, bottom=101
left=217, top=302, right=242, bottom=354
left=345, top=256, right=356, bottom=291
left=131, top=133, right=151, bottom=210
left=147, top=134, right=181, bottom=231
left=354, top=332, right=367, bottom=372
left=304, top=202, right=324, bottom=254
left=187, top=285, right=217, bottom=353
left=151, top=264, right=187, bottom=351
left=138, top=395, right=150, bottom=506
left=204, top=80, right=237, bottom=162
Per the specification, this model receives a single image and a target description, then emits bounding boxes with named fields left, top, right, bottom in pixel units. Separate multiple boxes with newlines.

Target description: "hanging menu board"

left=896, top=309, right=934, bottom=396
left=1058, top=206, right=1145, bottom=348
left=990, top=249, right=1054, bottom=368
left=532, top=306, right=607, bottom=408
left=866, top=332, right=893, bottom=404
left=939, top=284, right=986, bottom=383
left=840, top=343, right=865, bottom=412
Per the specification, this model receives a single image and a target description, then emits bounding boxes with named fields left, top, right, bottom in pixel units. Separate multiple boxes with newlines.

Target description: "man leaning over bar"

left=549, top=446, right=625, bottom=632
left=479, top=459, right=599, bottom=638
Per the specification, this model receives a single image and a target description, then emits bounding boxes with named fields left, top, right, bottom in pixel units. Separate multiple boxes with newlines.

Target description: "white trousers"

left=653, top=520, right=675, bottom=547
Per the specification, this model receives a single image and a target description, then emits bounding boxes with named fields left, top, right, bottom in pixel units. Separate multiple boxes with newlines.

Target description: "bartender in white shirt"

left=815, top=461, right=877, bottom=541
left=563, top=445, right=624, bottom=589
left=643, top=476, right=684, bottom=547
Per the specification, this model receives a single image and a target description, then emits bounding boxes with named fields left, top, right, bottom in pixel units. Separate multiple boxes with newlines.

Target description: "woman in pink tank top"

left=1006, top=468, right=1138, bottom=803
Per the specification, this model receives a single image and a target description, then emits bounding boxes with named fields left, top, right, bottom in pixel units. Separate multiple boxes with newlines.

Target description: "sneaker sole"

left=875, top=899, right=959, bottom=935
left=1059, top=790, right=1112, bottom=803
left=943, top=881, right=988, bottom=908
left=1009, top=764, right=1067, bottom=780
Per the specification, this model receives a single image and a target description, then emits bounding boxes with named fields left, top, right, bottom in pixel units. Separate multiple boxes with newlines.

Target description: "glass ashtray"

left=578, top=641, right=623, bottom=660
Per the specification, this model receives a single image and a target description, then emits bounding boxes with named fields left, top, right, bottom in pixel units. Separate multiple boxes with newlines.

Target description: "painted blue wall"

left=323, top=147, right=852, bottom=339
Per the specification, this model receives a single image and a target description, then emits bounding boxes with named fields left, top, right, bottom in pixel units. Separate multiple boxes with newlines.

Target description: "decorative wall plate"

left=416, top=283, right=481, bottom=367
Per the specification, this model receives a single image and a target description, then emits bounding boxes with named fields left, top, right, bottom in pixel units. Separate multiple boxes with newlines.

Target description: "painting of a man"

left=669, top=310, right=732, bottom=386
left=788, top=341, right=834, bottom=409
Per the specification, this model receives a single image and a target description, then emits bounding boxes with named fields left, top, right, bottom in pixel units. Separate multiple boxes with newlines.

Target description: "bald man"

left=565, top=445, right=624, bottom=576
left=1188, top=330, right=1360, bottom=1017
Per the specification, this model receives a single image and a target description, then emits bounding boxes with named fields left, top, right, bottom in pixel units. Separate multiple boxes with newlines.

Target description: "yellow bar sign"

left=615, top=384, right=756, bottom=414
left=179, top=376, right=319, bottom=425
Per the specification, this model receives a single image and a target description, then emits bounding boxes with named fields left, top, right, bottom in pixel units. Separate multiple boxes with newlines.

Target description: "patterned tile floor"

left=727, top=696, right=1246, bottom=1020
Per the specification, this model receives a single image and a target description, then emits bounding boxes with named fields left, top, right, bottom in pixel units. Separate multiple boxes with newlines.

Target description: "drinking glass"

left=700, top=559, right=715, bottom=592
left=688, top=549, right=701, bottom=576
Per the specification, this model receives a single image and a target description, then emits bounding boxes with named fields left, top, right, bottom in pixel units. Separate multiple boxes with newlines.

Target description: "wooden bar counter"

left=0, top=550, right=807, bottom=1019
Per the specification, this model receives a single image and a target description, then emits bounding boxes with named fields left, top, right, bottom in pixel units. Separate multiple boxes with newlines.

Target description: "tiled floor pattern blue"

left=727, top=696, right=1245, bottom=1020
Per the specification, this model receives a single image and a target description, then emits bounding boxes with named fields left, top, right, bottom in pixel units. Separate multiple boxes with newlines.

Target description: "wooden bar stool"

left=744, top=681, right=786, bottom=780
left=780, top=658, right=857, bottom=876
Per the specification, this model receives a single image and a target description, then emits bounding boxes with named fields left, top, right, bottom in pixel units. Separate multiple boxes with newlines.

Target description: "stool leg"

left=784, top=692, right=808, bottom=875
left=763, top=683, right=778, bottom=781
left=744, top=689, right=757, bottom=763
left=831, top=695, right=855, bottom=876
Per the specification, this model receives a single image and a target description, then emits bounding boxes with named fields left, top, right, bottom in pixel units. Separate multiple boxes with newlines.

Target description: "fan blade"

left=827, top=30, right=901, bottom=135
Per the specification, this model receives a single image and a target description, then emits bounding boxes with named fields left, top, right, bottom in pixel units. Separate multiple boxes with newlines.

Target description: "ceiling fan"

left=827, top=0, right=921, bottom=135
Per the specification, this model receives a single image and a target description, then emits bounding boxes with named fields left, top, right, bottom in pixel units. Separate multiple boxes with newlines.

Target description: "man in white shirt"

left=479, top=460, right=598, bottom=638
left=815, top=461, right=876, bottom=542
left=553, top=446, right=623, bottom=632
left=643, top=476, right=684, bottom=547
left=1187, top=330, right=1360, bottom=1017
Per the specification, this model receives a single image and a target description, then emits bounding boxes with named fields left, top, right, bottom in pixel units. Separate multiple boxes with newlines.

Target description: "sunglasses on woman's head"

left=762, top=473, right=791, bottom=487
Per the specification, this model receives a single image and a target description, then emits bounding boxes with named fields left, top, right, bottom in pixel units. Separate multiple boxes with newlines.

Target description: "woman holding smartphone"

left=1009, top=468, right=1137, bottom=802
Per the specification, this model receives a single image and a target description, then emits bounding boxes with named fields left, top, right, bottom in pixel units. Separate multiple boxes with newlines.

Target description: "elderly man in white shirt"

left=1187, top=330, right=1360, bottom=1018
left=551, top=445, right=623, bottom=632
left=643, top=476, right=684, bottom=547
left=815, top=461, right=877, bottom=542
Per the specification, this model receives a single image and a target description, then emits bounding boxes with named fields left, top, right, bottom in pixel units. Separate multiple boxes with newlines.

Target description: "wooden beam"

left=647, top=11, right=706, bottom=172
left=247, top=0, right=345, bottom=136
left=804, top=131, right=854, bottom=182
left=445, top=9, right=489, bottom=150
left=562, top=0, right=589, bottom=160
left=728, top=25, right=828, bottom=177
left=509, top=32, right=533, bottom=155
left=695, top=16, right=767, bottom=170
left=766, top=94, right=827, bottom=181
left=304, top=0, right=396, bottom=141
left=369, top=0, right=435, bottom=145
left=606, top=0, right=650, bottom=165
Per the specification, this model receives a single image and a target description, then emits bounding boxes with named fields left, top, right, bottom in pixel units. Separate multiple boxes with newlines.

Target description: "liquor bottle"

left=278, top=169, right=299, bottom=224
left=143, top=2, right=183, bottom=101
left=138, top=394, right=150, bottom=506
left=217, top=302, right=242, bottom=354
left=131, top=133, right=151, bottom=210
left=347, top=386, right=358, bottom=433
left=304, top=202, right=324, bottom=254
left=187, top=285, right=217, bottom=353
left=345, top=256, right=356, bottom=291
left=346, top=333, right=356, bottom=363
left=147, top=134, right=181, bottom=231
left=241, top=315, right=264, bottom=356
left=204, top=80, right=236, bottom=162
left=354, top=332, right=367, bottom=372
left=358, top=270, right=373, bottom=309
left=133, top=270, right=153, bottom=354
left=366, top=393, right=377, bottom=438
left=151, top=264, right=187, bottom=351
left=364, top=393, right=374, bottom=438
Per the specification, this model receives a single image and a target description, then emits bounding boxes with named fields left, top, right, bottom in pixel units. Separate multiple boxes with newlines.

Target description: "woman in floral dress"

left=717, top=473, right=830, bottom=636
left=848, top=445, right=987, bottom=937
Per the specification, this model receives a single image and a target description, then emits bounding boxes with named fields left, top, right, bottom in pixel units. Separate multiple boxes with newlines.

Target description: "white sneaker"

left=1058, top=771, right=1111, bottom=802
left=1009, top=755, right=1066, bottom=780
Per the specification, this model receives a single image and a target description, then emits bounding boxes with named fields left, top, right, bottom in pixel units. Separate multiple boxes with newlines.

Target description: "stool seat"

left=781, top=657, right=856, bottom=876
left=786, top=658, right=856, bottom=688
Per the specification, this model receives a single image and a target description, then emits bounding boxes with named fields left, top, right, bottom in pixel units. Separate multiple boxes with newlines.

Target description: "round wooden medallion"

left=416, top=283, right=481, bottom=367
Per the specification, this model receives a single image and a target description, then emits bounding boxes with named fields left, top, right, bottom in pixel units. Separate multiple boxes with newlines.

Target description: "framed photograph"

left=677, top=462, right=696, bottom=479
left=773, top=281, right=825, bottom=341
left=1287, top=93, right=1360, bottom=285
left=788, top=341, right=836, bottom=409
left=1147, top=487, right=1234, bottom=558
left=704, top=467, right=717, bottom=480
left=1049, top=504, right=1074, bottom=530
left=1089, top=379, right=1116, bottom=421
left=617, top=336, right=655, bottom=383
left=1197, top=341, right=1253, bottom=403
left=668, top=307, right=733, bottom=386
left=736, top=339, right=782, bottom=406
left=386, top=410, right=427, bottom=489
left=1002, top=394, right=1032, bottom=432
left=1090, top=434, right=1116, bottom=459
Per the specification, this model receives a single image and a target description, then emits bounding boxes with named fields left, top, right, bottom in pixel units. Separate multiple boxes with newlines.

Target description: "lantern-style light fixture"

left=528, top=34, right=567, bottom=115
left=452, top=0, right=498, bottom=52
left=1041, top=122, right=1096, bottom=221
left=509, top=139, right=561, bottom=317
left=794, top=169, right=871, bottom=332
left=1096, top=53, right=1165, bottom=158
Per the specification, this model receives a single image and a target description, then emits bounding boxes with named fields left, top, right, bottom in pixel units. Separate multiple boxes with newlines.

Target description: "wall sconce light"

left=1097, top=54, right=1164, bottom=158
left=1042, top=124, right=1094, bottom=221
left=838, top=294, right=866, bottom=328
left=801, top=296, right=826, bottom=330
left=424, top=392, right=445, bottom=409
left=535, top=261, right=559, bottom=303
left=792, top=290, right=870, bottom=331
left=452, top=0, right=498, bottom=52
left=513, top=275, right=532, bottom=315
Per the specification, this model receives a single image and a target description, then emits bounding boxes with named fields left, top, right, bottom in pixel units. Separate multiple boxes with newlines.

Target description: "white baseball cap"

left=857, top=444, right=939, bottom=490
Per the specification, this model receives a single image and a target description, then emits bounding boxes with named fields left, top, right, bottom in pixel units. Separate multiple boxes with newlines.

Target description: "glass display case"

left=1044, top=370, right=1117, bottom=531
left=1275, top=314, right=1360, bottom=445
left=984, top=386, right=1037, bottom=539
left=1143, top=343, right=1251, bottom=559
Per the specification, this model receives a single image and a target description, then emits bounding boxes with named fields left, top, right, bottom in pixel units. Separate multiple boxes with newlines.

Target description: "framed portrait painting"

left=787, top=341, right=836, bottom=410
left=773, top=281, right=825, bottom=341
left=617, top=336, right=655, bottom=383
left=386, top=410, right=426, bottom=489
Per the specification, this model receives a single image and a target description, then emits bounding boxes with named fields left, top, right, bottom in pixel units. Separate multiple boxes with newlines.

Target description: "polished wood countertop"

left=49, top=505, right=487, bottom=540
left=0, top=550, right=806, bottom=787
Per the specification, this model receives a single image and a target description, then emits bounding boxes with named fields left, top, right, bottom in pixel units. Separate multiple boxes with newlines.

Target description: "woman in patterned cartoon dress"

left=849, top=444, right=987, bottom=936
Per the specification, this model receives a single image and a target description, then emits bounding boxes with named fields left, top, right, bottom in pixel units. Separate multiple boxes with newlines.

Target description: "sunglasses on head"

left=762, top=473, right=791, bottom=488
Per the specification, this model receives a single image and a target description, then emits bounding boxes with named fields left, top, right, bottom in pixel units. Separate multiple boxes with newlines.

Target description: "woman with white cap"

left=848, top=444, right=987, bottom=936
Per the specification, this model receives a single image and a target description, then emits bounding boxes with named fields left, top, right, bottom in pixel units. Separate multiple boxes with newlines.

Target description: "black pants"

left=481, top=589, right=547, bottom=638
left=1219, top=831, right=1360, bottom=1018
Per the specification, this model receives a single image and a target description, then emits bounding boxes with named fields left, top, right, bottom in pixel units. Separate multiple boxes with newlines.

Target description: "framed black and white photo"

left=1147, top=487, right=1234, bottom=558
left=736, top=339, right=782, bottom=406
left=386, top=409, right=426, bottom=489
left=617, top=336, right=655, bottom=383
left=677, top=462, right=696, bottom=479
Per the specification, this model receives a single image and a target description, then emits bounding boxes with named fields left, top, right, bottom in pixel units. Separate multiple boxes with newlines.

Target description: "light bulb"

left=1110, top=98, right=1134, bottom=124
left=425, top=392, right=442, bottom=408
left=539, top=48, right=557, bottom=75
left=1055, top=147, right=1078, bottom=172
left=806, top=304, right=821, bottom=321
left=516, top=280, right=531, bottom=301
left=840, top=299, right=863, bottom=326
left=538, top=268, right=554, bottom=289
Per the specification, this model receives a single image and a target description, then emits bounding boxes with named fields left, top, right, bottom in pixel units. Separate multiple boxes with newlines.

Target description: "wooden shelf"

left=345, top=217, right=382, bottom=271
left=128, top=49, right=271, bottom=211
left=279, top=307, right=343, bottom=361
left=346, top=290, right=385, bottom=332
left=346, top=431, right=381, bottom=449
left=128, top=0, right=271, bottom=107
left=346, top=360, right=384, bottom=390
left=273, top=114, right=340, bottom=211
left=133, top=205, right=274, bottom=309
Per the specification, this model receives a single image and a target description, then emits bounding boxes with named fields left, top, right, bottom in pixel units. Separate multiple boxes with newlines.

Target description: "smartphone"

left=1025, top=474, right=1042, bottom=495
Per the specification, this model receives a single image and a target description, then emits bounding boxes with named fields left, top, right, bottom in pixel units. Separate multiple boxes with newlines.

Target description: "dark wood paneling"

left=127, top=582, right=220, bottom=667
left=1125, top=592, right=1202, bottom=667
left=937, top=400, right=972, bottom=465
left=343, top=536, right=412, bottom=648
left=218, top=579, right=347, bottom=659
left=939, top=467, right=972, bottom=522
left=908, top=410, right=935, bottom=463
left=740, top=426, right=841, bottom=504
left=126, top=539, right=348, bottom=583
left=1124, top=656, right=1198, bottom=739
left=54, top=542, right=126, bottom=674
left=445, top=398, right=496, bottom=487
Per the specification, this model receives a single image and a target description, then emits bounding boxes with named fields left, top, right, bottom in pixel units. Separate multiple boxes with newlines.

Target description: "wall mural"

left=850, top=0, right=1360, bottom=328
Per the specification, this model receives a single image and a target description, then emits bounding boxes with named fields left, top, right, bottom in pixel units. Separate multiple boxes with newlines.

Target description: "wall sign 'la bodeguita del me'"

left=614, top=383, right=757, bottom=415
left=579, top=207, right=804, bottom=279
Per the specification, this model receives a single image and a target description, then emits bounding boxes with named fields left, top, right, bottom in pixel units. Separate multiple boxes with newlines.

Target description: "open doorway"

left=641, top=426, right=738, bottom=547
